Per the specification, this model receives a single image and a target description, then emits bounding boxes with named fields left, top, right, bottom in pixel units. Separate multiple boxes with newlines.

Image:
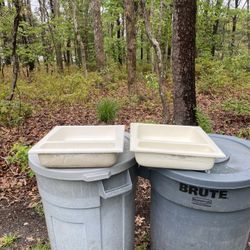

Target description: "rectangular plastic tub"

left=130, top=123, right=225, bottom=170
left=29, top=125, right=125, bottom=168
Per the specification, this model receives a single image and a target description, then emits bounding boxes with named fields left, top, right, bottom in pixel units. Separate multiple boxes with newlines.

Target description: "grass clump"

left=31, top=242, right=50, bottom=250
left=97, top=98, right=119, bottom=123
left=196, top=109, right=213, bottom=133
left=33, top=202, right=44, bottom=216
left=6, top=142, right=33, bottom=177
left=0, top=100, right=32, bottom=127
left=236, top=128, right=250, bottom=140
left=0, top=233, right=19, bottom=248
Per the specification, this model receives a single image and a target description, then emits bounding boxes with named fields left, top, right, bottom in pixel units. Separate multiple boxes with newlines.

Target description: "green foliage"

left=6, top=142, right=33, bottom=177
left=31, top=242, right=50, bottom=250
left=223, top=54, right=250, bottom=80
left=18, top=71, right=102, bottom=105
left=236, top=128, right=250, bottom=140
left=195, top=109, right=213, bottom=133
left=145, top=73, right=158, bottom=90
left=0, top=100, right=32, bottom=127
left=136, top=246, right=148, bottom=250
left=197, top=54, right=250, bottom=94
left=97, top=98, right=119, bottom=123
left=100, top=63, right=127, bottom=83
left=221, top=99, right=250, bottom=115
left=32, top=202, right=44, bottom=217
left=137, top=63, right=152, bottom=74
left=0, top=233, right=18, bottom=248
left=196, top=58, right=230, bottom=93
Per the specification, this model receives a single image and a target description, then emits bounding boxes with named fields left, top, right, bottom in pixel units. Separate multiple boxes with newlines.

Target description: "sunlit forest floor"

left=0, top=63, right=250, bottom=249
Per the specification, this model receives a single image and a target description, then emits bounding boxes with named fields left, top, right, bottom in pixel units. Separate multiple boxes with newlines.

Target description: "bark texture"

left=8, top=0, right=21, bottom=101
left=92, top=0, right=105, bottom=70
left=125, top=0, right=137, bottom=94
left=172, top=0, right=197, bottom=125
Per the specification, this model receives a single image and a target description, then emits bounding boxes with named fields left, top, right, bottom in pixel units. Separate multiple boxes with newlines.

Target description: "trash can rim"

left=151, top=134, right=250, bottom=189
left=29, top=133, right=136, bottom=182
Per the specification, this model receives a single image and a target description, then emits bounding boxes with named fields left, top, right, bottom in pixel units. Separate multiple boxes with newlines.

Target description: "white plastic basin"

left=130, top=123, right=225, bottom=170
left=29, top=125, right=125, bottom=168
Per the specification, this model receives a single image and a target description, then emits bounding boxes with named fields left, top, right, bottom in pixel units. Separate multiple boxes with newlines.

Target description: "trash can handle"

left=99, top=170, right=132, bottom=199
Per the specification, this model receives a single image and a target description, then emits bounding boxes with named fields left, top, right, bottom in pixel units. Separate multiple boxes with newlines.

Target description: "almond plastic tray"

left=29, top=125, right=125, bottom=168
left=130, top=123, right=225, bottom=170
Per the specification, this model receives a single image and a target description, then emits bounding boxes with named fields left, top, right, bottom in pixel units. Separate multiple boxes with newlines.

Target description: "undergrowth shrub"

left=236, top=128, right=250, bottom=140
left=6, top=142, right=33, bottom=177
left=19, top=71, right=102, bottom=105
left=196, top=109, right=213, bottom=133
left=196, top=55, right=249, bottom=94
left=0, top=100, right=32, bottom=127
left=145, top=73, right=158, bottom=90
left=221, top=99, right=250, bottom=115
left=196, top=58, right=230, bottom=93
left=97, top=98, right=119, bottom=123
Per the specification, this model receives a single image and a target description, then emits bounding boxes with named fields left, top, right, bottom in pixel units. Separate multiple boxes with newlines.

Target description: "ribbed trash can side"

left=29, top=135, right=137, bottom=250
left=37, top=168, right=136, bottom=250
left=148, top=135, right=250, bottom=250
left=150, top=175, right=250, bottom=250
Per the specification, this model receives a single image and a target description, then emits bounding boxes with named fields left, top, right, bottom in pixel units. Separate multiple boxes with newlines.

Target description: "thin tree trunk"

left=71, top=0, right=87, bottom=76
left=221, top=0, right=231, bottom=59
left=8, top=0, right=21, bottom=101
left=247, top=0, right=250, bottom=55
left=211, top=0, right=223, bottom=57
left=65, top=39, right=71, bottom=67
left=141, top=30, right=144, bottom=61
left=172, top=0, right=197, bottom=125
left=141, top=0, right=169, bottom=123
left=38, top=0, right=49, bottom=73
left=117, top=17, right=123, bottom=65
left=125, top=0, right=137, bottom=95
left=230, top=0, right=239, bottom=54
left=92, top=0, right=105, bottom=70
left=49, top=0, right=64, bottom=73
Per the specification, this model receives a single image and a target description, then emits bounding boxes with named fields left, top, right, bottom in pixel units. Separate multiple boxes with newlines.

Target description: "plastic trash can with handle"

left=139, top=134, right=250, bottom=250
left=29, top=133, right=137, bottom=250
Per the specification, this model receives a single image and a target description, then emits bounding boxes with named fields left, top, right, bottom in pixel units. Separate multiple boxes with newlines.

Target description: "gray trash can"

left=29, top=135, right=137, bottom=250
left=140, top=134, right=250, bottom=250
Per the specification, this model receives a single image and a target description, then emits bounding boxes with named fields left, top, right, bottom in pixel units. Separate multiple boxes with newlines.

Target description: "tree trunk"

left=117, top=17, right=123, bottom=65
left=172, top=0, right=197, bottom=125
left=125, top=0, right=137, bottom=95
left=71, top=0, right=87, bottom=76
left=220, top=0, right=231, bottom=59
left=230, top=0, right=239, bottom=54
left=140, top=30, right=144, bottom=61
left=38, top=0, right=49, bottom=73
left=92, top=0, right=105, bottom=70
left=247, top=0, right=250, bottom=56
left=65, top=39, right=71, bottom=67
left=141, top=0, right=169, bottom=123
left=211, top=0, right=223, bottom=57
left=8, top=0, right=21, bottom=101
left=49, top=0, right=64, bottom=73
